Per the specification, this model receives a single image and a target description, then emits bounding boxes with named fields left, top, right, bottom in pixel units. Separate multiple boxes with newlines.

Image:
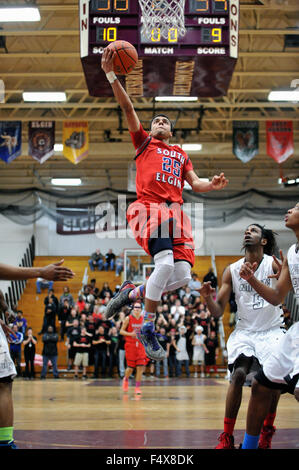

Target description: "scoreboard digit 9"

left=80, top=0, right=239, bottom=97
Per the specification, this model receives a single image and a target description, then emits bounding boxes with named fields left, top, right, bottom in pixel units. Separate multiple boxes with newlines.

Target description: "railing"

left=5, top=235, right=35, bottom=309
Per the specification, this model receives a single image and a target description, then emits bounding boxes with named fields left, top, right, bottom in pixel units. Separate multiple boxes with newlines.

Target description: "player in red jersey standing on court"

left=120, top=302, right=148, bottom=395
left=101, top=46, right=228, bottom=361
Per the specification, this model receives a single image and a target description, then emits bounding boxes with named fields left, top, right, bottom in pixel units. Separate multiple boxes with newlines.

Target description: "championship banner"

left=0, top=121, right=22, bottom=163
left=266, top=121, right=294, bottom=163
left=62, top=121, right=89, bottom=164
left=232, top=121, right=259, bottom=163
left=28, top=121, right=55, bottom=164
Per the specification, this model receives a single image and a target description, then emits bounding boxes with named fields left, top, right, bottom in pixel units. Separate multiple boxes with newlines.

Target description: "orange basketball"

left=107, top=40, right=138, bottom=75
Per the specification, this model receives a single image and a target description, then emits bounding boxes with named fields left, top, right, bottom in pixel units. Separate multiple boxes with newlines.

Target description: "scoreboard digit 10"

left=80, top=0, right=239, bottom=97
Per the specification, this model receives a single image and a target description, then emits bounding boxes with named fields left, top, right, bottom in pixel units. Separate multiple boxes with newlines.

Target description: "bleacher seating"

left=16, top=255, right=241, bottom=371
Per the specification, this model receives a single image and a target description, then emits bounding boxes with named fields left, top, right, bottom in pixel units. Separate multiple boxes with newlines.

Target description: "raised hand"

left=268, top=250, right=284, bottom=280
left=101, top=47, right=115, bottom=74
left=210, top=172, right=229, bottom=191
left=41, top=260, right=75, bottom=281
left=198, top=281, right=215, bottom=299
left=239, top=261, right=258, bottom=281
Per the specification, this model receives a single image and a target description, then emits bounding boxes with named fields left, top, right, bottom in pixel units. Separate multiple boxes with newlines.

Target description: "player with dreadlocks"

left=199, top=224, right=285, bottom=449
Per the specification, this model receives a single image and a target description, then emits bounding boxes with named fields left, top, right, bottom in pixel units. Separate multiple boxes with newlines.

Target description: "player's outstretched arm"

left=239, top=258, right=293, bottom=306
left=185, top=171, right=228, bottom=193
left=101, top=47, right=140, bottom=133
left=0, top=260, right=75, bottom=282
left=199, top=267, right=232, bottom=319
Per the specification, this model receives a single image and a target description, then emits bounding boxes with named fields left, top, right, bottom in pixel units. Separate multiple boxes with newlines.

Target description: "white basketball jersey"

left=230, top=254, right=283, bottom=331
left=287, top=243, right=299, bottom=299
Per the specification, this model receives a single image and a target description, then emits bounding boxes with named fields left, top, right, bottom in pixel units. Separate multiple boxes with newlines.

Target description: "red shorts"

left=127, top=200, right=195, bottom=267
left=125, top=340, right=148, bottom=368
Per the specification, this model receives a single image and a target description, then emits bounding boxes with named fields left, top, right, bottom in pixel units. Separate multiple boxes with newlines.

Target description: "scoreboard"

left=80, top=0, right=239, bottom=97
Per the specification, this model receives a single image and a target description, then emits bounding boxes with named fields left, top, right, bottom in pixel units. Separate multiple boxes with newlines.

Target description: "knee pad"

left=164, top=261, right=192, bottom=292
left=146, top=250, right=175, bottom=301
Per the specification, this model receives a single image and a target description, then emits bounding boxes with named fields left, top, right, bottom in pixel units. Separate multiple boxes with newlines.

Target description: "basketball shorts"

left=227, top=326, right=285, bottom=370
left=0, top=325, right=17, bottom=379
left=127, top=200, right=195, bottom=267
left=125, top=340, right=148, bottom=368
left=255, top=322, right=299, bottom=394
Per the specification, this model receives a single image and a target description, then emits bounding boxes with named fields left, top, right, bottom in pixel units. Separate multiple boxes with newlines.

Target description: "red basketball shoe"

left=258, top=425, right=276, bottom=449
left=215, top=432, right=235, bottom=449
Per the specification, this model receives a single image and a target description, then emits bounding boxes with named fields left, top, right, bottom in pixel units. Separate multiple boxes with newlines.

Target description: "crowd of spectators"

left=11, top=268, right=294, bottom=380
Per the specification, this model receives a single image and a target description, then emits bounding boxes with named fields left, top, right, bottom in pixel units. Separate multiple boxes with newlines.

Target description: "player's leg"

left=135, top=365, right=144, bottom=394
left=0, top=379, right=16, bottom=448
left=122, top=366, right=134, bottom=392
left=216, top=353, right=253, bottom=449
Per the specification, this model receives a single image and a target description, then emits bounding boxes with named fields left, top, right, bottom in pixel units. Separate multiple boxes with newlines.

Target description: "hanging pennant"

left=232, top=121, right=259, bottom=163
left=0, top=121, right=22, bottom=163
left=62, top=121, right=89, bottom=164
left=266, top=121, right=294, bottom=164
left=28, top=121, right=55, bottom=164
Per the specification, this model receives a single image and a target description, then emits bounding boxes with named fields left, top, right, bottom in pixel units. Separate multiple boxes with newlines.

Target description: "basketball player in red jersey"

left=120, top=302, right=148, bottom=395
left=102, top=47, right=228, bottom=361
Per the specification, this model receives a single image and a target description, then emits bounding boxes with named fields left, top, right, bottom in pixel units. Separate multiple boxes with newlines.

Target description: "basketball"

left=107, top=40, right=138, bottom=75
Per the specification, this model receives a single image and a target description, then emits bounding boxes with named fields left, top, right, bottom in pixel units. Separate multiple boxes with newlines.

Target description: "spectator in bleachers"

left=100, top=282, right=113, bottom=299
left=76, top=295, right=86, bottom=314
left=155, top=327, right=169, bottom=378
left=59, top=286, right=74, bottom=308
left=175, top=325, right=190, bottom=378
left=104, top=249, right=116, bottom=271
left=73, top=327, right=92, bottom=380
left=36, top=277, right=54, bottom=295
left=13, top=310, right=27, bottom=336
left=58, top=299, right=71, bottom=341
left=23, top=327, right=37, bottom=380
left=107, top=326, right=119, bottom=377
left=65, top=308, right=80, bottom=332
left=40, top=325, right=59, bottom=379
left=168, top=331, right=178, bottom=378
left=92, top=325, right=111, bottom=378
left=203, top=268, right=218, bottom=292
left=204, top=330, right=219, bottom=378
left=88, top=249, right=104, bottom=271
left=44, top=289, right=59, bottom=312
left=197, top=309, right=211, bottom=337
left=81, top=285, right=95, bottom=305
left=170, top=299, right=185, bottom=322
left=66, top=318, right=80, bottom=371
left=85, top=313, right=97, bottom=337
left=9, top=323, right=23, bottom=377
left=115, top=252, right=124, bottom=276
left=39, top=297, right=57, bottom=335
left=192, top=325, right=208, bottom=378
left=188, top=272, right=201, bottom=300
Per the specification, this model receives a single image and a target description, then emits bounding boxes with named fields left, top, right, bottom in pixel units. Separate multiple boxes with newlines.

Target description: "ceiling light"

left=22, top=92, right=66, bottom=102
left=268, top=90, right=299, bottom=102
left=54, top=144, right=63, bottom=152
left=182, top=143, right=202, bottom=151
left=0, top=7, right=40, bottom=22
left=51, top=178, right=82, bottom=186
left=155, top=96, right=198, bottom=102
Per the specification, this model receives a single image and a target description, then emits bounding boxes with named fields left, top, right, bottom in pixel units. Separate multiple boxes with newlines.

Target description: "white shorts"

left=227, top=326, right=285, bottom=367
left=192, top=348, right=205, bottom=364
left=263, top=322, right=299, bottom=385
left=0, top=325, right=17, bottom=379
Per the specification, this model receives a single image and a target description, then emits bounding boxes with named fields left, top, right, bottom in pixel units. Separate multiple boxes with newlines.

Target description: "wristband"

left=106, top=71, right=117, bottom=84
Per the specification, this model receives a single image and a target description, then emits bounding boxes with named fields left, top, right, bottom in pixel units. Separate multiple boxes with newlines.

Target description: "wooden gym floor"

left=13, top=376, right=299, bottom=449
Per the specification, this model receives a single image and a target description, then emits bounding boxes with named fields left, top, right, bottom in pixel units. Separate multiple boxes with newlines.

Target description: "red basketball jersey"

left=125, top=313, right=144, bottom=345
left=130, top=125, right=193, bottom=205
